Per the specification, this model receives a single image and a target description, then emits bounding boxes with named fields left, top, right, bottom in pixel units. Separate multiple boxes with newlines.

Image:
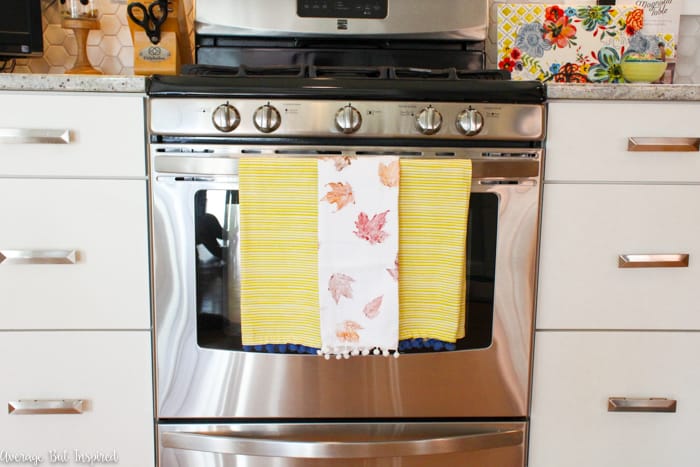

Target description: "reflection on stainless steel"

left=8, top=399, right=85, bottom=415
left=159, top=422, right=526, bottom=466
left=153, top=146, right=539, bottom=419
left=607, top=397, right=677, bottom=413
left=618, top=254, right=690, bottom=269
left=149, top=99, right=545, bottom=141
left=196, top=0, right=488, bottom=40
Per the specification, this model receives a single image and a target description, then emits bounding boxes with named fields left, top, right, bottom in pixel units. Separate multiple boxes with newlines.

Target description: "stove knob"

left=253, top=104, right=282, bottom=133
left=416, top=106, right=442, bottom=135
left=457, top=107, right=485, bottom=136
left=335, top=104, right=362, bottom=134
left=212, top=103, right=240, bottom=132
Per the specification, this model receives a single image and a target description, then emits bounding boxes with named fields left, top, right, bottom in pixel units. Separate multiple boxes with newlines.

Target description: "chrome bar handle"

left=608, top=397, right=677, bottom=413
left=8, top=399, right=85, bottom=415
left=162, top=429, right=524, bottom=458
left=628, top=137, right=700, bottom=152
left=0, top=249, right=78, bottom=265
left=0, top=128, right=71, bottom=144
left=618, top=254, right=689, bottom=269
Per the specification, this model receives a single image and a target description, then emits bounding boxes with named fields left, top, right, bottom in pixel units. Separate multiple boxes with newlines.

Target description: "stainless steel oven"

left=147, top=0, right=546, bottom=465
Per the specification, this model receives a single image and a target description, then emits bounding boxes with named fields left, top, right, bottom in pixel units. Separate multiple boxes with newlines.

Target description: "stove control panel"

left=297, top=0, right=388, bottom=19
left=150, top=98, right=545, bottom=142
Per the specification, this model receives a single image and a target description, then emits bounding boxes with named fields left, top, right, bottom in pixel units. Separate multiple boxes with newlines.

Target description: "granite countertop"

left=0, top=73, right=146, bottom=93
left=3, top=73, right=700, bottom=101
left=547, top=83, right=700, bottom=101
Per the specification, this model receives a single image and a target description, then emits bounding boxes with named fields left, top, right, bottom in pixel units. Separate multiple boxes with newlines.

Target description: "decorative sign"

left=497, top=4, right=678, bottom=83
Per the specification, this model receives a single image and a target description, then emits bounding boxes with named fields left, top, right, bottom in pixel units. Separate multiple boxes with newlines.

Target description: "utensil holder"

left=61, top=17, right=102, bottom=75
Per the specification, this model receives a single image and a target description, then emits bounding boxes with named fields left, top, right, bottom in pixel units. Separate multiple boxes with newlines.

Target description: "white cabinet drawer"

left=537, top=183, right=700, bottom=330
left=0, top=93, right=145, bottom=177
left=0, top=331, right=154, bottom=466
left=0, top=179, right=150, bottom=330
left=546, top=101, right=700, bottom=183
left=530, top=331, right=698, bottom=467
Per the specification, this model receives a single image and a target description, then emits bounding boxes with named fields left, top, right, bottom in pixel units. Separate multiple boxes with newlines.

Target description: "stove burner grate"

left=179, top=64, right=510, bottom=81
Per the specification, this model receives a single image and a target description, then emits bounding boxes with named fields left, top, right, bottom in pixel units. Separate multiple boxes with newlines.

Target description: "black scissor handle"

left=127, top=2, right=151, bottom=30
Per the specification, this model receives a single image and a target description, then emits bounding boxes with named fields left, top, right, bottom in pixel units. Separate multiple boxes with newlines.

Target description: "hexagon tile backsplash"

left=8, top=0, right=700, bottom=83
left=12, top=0, right=194, bottom=75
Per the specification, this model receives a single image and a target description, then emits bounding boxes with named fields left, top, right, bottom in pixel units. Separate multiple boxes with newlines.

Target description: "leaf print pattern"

left=318, top=156, right=399, bottom=357
left=386, top=254, right=399, bottom=281
left=324, top=155, right=356, bottom=171
left=378, top=160, right=399, bottom=187
left=336, top=320, right=363, bottom=343
left=354, top=210, right=390, bottom=245
left=328, top=273, right=355, bottom=304
left=363, top=296, right=383, bottom=319
left=321, top=182, right=355, bottom=211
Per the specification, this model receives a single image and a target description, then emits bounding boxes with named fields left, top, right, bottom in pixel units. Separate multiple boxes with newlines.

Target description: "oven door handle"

left=161, top=428, right=524, bottom=458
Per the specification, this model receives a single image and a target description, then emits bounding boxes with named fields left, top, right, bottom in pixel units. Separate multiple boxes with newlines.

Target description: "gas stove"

left=148, top=64, right=545, bottom=144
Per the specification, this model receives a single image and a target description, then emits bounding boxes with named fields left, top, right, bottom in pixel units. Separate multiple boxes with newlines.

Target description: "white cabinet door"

left=537, top=183, right=700, bottom=330
left=0, top=331, right=154, bottom=466
left=0, top=179, right=150, bottom=330
left=546, top=101, right=700, bottom=183
left=530, top=331, right=700, bottom=467
left=0, top=93, right=145, bottom=178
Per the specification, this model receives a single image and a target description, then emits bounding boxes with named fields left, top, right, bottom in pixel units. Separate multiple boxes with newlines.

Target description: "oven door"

left=151, top=146, right=540, bottom=419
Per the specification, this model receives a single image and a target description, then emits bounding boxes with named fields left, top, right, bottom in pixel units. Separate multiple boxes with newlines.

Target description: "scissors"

left=127, top=0, right=168, bottom=44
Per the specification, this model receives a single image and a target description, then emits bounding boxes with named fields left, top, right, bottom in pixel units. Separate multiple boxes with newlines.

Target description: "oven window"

left=195, top=190, right=497, bottom=351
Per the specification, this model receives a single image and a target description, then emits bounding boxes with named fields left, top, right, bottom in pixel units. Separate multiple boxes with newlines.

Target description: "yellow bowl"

left=621, top=60, right=667, bottom=83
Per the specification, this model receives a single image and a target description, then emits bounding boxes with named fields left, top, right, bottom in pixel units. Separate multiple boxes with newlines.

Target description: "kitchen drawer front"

left=546, top=101, right=700, bottom=183
left=529, top=331, right=699, bottom=467
left=0, top=331, right=154, bottom=467
left=0, top=93, right=145, bottom=177
left=0, top=179, right=150, bottom=330
left=537, top=183, right=700, bottom=330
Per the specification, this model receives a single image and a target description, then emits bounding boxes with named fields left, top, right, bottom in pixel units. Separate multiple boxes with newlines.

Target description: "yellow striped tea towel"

left=238, top=157, right=321, bottom=351
left=398, top=158, right=472, bottom=344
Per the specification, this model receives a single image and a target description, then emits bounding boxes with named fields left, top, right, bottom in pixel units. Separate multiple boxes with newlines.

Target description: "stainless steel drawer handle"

left=162, top=429, right=524, bottom=459
left=618, top=254, right=689, bottom=269
left=628, top=137, right=700, bottom=152
left=608, top=397, right=677, bottom=413
left=8, top=399, right=85, bottom=415
left=0, top=249, right=78, bottom=265
left=0, top=128, right=71, bottom=144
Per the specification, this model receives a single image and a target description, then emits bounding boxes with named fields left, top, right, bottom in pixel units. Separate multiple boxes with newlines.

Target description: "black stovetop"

left=147, top=64, right=545, bottom=104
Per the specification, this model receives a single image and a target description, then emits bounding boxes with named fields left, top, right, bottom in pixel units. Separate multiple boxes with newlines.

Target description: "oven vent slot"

left=241, top=149, right=263, bottom=154
left=482, top=152, right=538, bottom=158
left=355, top=151, right=423, bottom=156
left=479, top=180, right=536, bottom=186
left=435, top=152, right=456, bottom=157
left=274, top=150, right=344, bottom=155
left=156, top=147, right=214, bottom=154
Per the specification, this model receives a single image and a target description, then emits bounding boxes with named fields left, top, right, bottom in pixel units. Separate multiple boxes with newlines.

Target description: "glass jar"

left=59, top=0, right=98, bottom=19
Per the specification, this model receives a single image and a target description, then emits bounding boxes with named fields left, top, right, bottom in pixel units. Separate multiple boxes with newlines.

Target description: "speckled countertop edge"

left=3, top=74, right=700, bottom=100
left=0, top=73, right=146, bottom=93
left=546, top=83, right=700, bottom=101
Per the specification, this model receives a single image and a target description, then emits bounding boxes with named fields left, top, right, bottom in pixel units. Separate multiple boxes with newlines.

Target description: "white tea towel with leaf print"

left=318, top=156, right=400, bottom=358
